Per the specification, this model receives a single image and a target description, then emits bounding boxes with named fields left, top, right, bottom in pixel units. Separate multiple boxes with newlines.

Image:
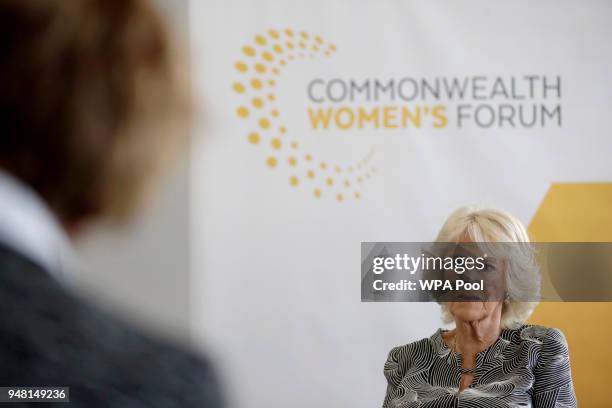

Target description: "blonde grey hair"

left=436, top=206, right=540, bottom=328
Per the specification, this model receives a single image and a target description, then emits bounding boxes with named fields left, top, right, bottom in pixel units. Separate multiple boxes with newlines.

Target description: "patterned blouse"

left=382, top=325, right=576, bottom=407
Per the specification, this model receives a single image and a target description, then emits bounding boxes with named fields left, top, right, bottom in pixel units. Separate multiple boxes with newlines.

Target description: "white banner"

left=189, top=1, right=612, bottom=406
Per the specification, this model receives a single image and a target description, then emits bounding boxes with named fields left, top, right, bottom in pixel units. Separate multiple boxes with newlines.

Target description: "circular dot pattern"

left=233, top=28, right=374, bottom=202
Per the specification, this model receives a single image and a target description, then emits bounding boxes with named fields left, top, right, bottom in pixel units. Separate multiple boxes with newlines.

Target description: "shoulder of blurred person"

left=0, top=240, right=223, bottom=407
left=0, top=0, right=223, bottom=406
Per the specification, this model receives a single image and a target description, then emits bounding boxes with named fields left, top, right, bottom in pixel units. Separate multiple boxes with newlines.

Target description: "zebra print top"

left=383, top=325, right=576, bottom=407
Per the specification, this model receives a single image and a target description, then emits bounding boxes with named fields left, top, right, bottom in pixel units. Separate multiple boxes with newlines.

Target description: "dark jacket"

left=0, top=243, right=224, bottom=407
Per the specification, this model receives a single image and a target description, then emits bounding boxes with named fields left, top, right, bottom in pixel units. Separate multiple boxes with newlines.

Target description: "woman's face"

left=449, top=299, right=502, bottom=322
left=444, top=240, right=507, bottom=323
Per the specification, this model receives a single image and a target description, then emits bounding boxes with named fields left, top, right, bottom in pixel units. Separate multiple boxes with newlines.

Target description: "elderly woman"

left=382, top=207, right=576, bottom=407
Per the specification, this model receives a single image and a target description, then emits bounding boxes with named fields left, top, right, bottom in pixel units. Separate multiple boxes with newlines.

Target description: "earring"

left=503, top=293, right=510, bottom=303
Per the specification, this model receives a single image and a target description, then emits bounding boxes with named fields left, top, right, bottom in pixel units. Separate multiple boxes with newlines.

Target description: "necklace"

left=460, top=367, right=477, bottom=374
left=452, top=334, right=477, bottom=375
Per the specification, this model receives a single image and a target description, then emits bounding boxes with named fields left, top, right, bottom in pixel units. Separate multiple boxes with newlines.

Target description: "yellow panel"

left=528, top=183, right=612, bottom=407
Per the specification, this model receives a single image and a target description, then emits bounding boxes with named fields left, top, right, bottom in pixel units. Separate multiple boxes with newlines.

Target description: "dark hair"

left=0, top=0, right=188, bottom=228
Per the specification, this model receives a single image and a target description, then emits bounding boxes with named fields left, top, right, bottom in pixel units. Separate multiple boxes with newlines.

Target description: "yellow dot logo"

left=232, top=28, right=374, bottom=202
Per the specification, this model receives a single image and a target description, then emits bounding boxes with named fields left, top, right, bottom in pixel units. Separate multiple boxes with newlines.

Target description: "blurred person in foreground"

left=382, top=207, right=576, bottom=408
left=0, top=0, right=223, bottom=406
